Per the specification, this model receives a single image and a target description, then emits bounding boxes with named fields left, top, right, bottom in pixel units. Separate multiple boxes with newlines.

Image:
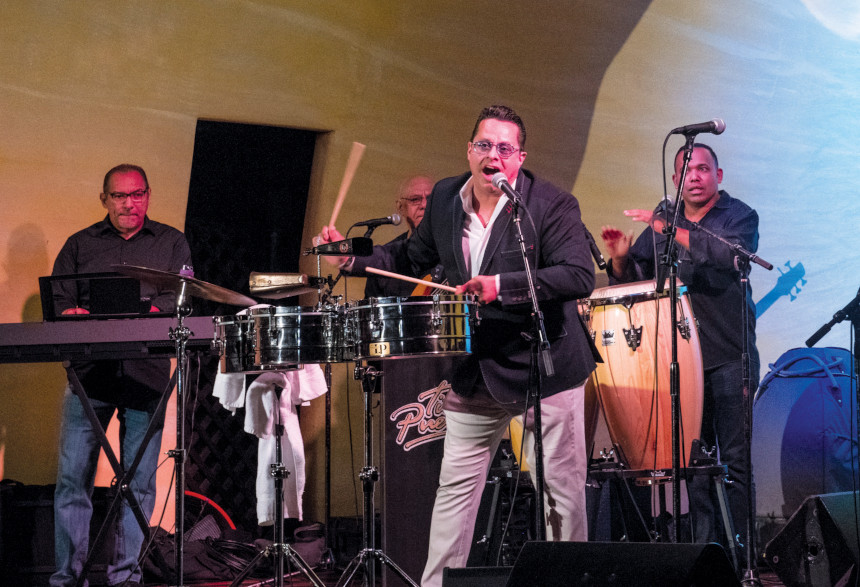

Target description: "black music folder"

left=39, top=273, right=153, bottom=321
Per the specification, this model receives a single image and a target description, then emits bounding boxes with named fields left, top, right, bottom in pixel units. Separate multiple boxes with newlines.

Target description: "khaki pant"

left=421, top=381, right=588, bottom=587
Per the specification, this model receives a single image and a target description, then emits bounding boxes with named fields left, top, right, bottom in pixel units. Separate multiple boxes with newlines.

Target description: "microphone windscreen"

left=391, top=213, right=402, bottom=226
left=712, top=118, right=726, bottom=135
left=491, top=172, right=507, bottom=189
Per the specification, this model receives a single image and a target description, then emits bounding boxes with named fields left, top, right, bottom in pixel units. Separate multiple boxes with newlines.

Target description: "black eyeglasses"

left=107, top=189, right=149, bottom=202
left=471, top=141, right=519, bottom=159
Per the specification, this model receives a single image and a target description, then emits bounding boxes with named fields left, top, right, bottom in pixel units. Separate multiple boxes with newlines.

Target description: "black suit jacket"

left=353, top=169, right=598, bottom=404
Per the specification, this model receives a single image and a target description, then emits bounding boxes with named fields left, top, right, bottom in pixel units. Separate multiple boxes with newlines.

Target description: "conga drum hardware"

left=677, top=316, right=692, bottom=340
left=623, top=325, right=643, bottom=351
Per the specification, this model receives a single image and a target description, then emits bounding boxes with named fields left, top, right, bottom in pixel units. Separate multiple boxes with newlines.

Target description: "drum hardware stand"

left=229, top=385, right=326, bottom=587
left=506, top=187, right=553, bottom=541
left=314, top=271, right=339, bottom=569
left=336, top=364, right=418, bottom=587
left=320, top=362, right=337, bottom=569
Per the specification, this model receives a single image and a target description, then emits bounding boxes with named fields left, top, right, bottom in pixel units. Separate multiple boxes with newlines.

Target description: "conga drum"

left=584, top=280, right=704, bottom=471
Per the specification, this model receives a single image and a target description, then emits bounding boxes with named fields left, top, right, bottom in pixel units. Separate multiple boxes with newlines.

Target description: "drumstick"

left=329, top=141, right=366, bottom=227
left=365, top=267, right=457, bottom=293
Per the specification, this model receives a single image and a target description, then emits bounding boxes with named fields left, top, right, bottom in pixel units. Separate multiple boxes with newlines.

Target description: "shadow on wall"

left=0, top=223, right=66, bottom=484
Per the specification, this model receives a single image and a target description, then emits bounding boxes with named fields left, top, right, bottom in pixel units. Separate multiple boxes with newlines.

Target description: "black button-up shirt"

left=608, top=190, right=759, bottom=370
left=52, top=216, right=193, bottom=409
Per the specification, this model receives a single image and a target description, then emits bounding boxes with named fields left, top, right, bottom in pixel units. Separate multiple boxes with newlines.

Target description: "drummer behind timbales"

left=50, top=164, right=192, bottom=587
left=600, top=143, right=760, bottom=570
left=363, top=174, right=444, bottom=298
left=317, top=104, right=601, bottom=587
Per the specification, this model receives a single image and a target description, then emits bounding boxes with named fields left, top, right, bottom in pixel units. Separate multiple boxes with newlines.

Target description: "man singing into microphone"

left=601, top=143, right=760, bottom=570
left=318, top=104, right=599, bottom=587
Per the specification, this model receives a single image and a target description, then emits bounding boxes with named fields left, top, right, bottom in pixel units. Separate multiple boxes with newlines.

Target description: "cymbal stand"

left=168, top=279, right=193, bottom=586
left=229, top=385, right=326, bottom=587
left=336, top=364, right=418, bottom=587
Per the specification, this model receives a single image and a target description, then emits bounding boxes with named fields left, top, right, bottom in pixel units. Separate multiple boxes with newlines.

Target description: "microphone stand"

left=805, top=286, right=860, bottom=350
left=656, top=134, right=694, bottom=544
left=508, top=192, right=553, bottom=541
left=736, top=256, right=760, bottom=586
left=668, top=180, right=773, bottom=582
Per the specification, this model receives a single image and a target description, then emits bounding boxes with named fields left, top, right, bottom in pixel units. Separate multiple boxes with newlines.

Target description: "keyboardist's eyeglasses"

left=106, top=189, right=149, bottom=202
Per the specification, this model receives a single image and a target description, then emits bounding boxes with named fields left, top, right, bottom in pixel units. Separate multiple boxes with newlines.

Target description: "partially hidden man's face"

left=100, top=170, right=150, bottom=237
left=399, top=175, right=434, bottom=229
left=467, top=118, right=527, bottom=191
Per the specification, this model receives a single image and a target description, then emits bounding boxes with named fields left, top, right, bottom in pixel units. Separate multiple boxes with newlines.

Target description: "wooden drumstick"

left=328, top=141, right=366, bottom=227
left=365, top=267, right=457, bottom=293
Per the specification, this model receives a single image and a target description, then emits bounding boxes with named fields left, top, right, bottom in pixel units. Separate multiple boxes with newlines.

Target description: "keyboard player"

left=49, top=164, right=192, bottom=587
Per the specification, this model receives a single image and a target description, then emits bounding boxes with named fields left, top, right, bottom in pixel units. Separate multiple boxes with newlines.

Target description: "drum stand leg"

left=321, top=363, right=336, bottom=569
left=229, top=385, right=325, bottom=587
left=335, top=364, right=418, bottom=587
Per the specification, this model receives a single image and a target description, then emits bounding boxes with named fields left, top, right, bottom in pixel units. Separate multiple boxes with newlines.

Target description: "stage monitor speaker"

left=764, top=491, right=859, bottom=587
left=503, top=541, right=739, bottom=586
left=443, top=566, right=510, bottom=587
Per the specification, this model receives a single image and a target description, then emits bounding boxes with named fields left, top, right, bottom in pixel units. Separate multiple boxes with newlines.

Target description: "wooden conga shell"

left=586, top=280, right=703, bottom=471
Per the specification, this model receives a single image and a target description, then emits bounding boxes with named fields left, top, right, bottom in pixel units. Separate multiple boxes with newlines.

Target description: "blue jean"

left=688, top=358, right=760, bottom=564
left=51, top=387, right=164, bottom=587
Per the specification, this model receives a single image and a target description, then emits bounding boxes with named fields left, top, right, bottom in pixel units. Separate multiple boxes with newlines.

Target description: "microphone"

left=353, top=213, right=402, bottom=228
left=670, top=118, right=726, bottom=136
left=491, top=172, right=522, bottom=203
left=304, top=237, right=373, bottom=257
left=583, top=225, right=607, bottom=270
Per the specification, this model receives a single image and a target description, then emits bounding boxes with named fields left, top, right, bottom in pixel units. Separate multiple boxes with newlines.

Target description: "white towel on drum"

left=212, top=365, right=328, bottom=525
left=212, top=304, right=273, bottom=414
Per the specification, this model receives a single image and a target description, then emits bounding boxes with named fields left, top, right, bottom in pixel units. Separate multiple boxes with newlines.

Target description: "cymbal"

left=249, top=272, right=320, bottom=299
left=112, top=264, right=257, bottom=307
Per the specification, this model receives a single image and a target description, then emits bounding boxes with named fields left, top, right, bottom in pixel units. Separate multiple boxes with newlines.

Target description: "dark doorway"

left=182, top=120, right=318, bottom=535
left=184, top=119, right=317, bottom=317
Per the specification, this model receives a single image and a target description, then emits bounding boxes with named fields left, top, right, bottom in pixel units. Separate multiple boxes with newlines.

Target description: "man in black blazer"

left=319, top=105, right=598, bottom=587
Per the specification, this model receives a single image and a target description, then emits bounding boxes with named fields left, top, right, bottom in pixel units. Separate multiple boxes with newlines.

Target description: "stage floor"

left=140, top=568, right=787, bottom=586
